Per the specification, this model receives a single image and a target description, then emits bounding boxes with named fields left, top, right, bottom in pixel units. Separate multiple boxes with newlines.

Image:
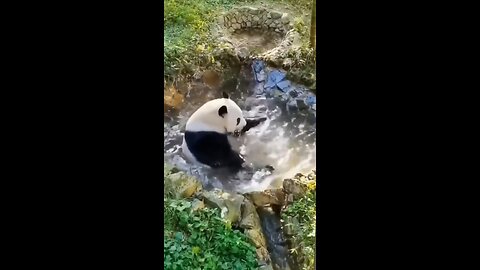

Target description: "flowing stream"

left=164, top=65, right=316, bottom=270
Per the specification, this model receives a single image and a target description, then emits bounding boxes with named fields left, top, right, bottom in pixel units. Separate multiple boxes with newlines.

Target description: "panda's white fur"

left=185, top=98, right=247, bottom=134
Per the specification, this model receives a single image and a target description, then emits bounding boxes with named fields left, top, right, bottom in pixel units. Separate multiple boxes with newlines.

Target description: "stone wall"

left=222, top=6, right=293, bottom=34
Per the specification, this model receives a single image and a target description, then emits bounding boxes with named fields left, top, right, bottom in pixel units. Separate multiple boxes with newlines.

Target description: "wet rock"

left=296, top=98, right=310, bottom=110
left=272, top=89, right=284, bottom=98
left=283, top=178, right=308, bottom=200
left=288, top=89, right=299, bottom=98
left=239, top=198, right=273, bottom=267
left=286, top=98, right=298, bottom=110
left=259, top=264, right=274, bottom=270
left=245, top=228, right=267, bottom=248
left=280, top=93, right=290, bottom=102
left=201, top=189, right=244, bottom=224
left=191, top=198, right=205, bottom=211
left=240, top=198, right=261, bottom=229
left=264, top=87, right=276, bottom=97
left=255, top=71, right=266, bottom=82
left=164, top=171, right=202, bottom=199
left=244, top=188, right=285, bottom=207
left=254, top=83, right=265, bottom=94
left=256, top=246, right=271, bottom=263
left=201, top=190, right=225, bottom=208
left=257, top=260, right=268, bottom=267
left=225, top=194, right=244, bottom=220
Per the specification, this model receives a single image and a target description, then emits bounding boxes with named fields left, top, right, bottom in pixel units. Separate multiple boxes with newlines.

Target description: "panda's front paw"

left=241, top=118, right=267, bottom=134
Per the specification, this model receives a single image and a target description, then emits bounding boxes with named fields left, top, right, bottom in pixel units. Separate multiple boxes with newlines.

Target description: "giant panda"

left=181, top=92, right=266, bottom=173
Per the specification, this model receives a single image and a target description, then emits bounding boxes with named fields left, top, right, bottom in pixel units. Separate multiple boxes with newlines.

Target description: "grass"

left=164, top=0, right=240, bottom=80
left=164, top=0, right=316, bottom=84
left=164, top=197, right=258, bottom=270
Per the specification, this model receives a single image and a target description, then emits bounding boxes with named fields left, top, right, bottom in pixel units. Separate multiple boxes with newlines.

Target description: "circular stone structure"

left=222, top=6, right=292, bottom=34
left=217, top=6, right=301, bottom=61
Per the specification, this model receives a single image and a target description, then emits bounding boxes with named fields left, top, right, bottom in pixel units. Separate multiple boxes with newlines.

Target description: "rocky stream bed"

left=164, top=164, right=316, bottom=270
left=164, top=2, right=316, bottom=269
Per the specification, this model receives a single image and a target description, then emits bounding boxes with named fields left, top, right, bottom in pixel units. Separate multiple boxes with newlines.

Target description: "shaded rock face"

left=201, top=188, right=244, bottom=224
left=240, top=197, right=261, bottom=230
left=240, top=198, right=271, bottom=266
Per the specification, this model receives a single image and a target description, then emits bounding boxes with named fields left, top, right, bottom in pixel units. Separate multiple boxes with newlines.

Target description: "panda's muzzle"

left=228, top=130, right=241, bottom=137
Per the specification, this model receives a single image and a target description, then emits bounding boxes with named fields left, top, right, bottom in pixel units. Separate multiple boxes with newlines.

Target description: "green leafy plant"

left=164, top=197, right=258, bottom=270
left=281, top=174, right=316, bottom=270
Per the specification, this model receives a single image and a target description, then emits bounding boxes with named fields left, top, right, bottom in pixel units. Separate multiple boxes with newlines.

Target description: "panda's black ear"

left=222, top=92, right=229, bottom=99
left=218, top=105, right=228, bottom=118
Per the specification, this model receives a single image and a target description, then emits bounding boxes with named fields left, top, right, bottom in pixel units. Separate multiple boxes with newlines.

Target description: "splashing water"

left=164, top=67, right=316, bottom=193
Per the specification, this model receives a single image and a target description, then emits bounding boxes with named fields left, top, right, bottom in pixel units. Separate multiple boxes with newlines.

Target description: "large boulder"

left=244, top=188, right=286, bottom=207
left=239, top=197, right=261, bottom=229
left=240, top=198, right=272, bottom=267
left=201, top=189, right=244, bottom=224
left=282, top=173, right=311, bottom=200
left=164, top=171, right=202, bottom=199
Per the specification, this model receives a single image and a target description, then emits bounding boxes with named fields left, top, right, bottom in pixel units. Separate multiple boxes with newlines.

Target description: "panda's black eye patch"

left=236, top=118, right=240, bottom=125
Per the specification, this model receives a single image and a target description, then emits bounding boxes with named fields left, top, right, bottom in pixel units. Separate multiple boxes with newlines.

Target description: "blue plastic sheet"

left=305, top=95, right=316, bottom=106
left=251, top=59, right=316, bottom=113
left=276, top=80, right=291, bottom=92
left=264, top=70, right=286, bottom=89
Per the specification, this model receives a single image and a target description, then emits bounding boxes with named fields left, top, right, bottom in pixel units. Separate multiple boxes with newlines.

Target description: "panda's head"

left=218, top=91, right=248, bottom=134
left=185, top=92, right=247, bottom=134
